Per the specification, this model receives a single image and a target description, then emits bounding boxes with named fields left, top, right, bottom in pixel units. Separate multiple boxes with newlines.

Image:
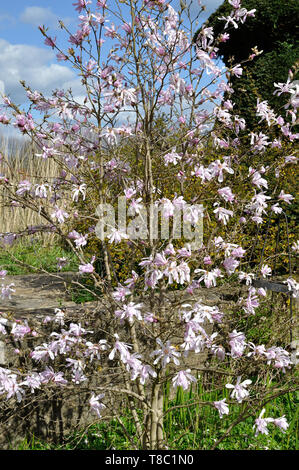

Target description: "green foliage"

left=0, top=240, right=79, bottom=275
left=204, top=0, right=299, bottom=63
left=14, top=389, right=299, bottom=450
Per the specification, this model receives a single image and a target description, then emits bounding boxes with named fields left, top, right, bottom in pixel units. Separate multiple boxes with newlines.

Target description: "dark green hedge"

left=194, top=0, right=299, bottom=130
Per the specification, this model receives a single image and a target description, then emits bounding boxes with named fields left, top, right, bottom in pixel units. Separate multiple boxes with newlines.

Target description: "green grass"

left=14, top=388, right=299, bottom=451
left=0, top=240, right=79, bottom=275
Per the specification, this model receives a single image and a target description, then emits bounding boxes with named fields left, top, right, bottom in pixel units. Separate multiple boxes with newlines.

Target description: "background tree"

left=194, top=0, right=299, bottom=130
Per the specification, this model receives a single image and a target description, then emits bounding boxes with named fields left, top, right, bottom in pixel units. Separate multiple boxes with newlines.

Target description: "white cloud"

left=0, top=39, right=84, bottom=104
left=20, top=6, right=73, bottom=29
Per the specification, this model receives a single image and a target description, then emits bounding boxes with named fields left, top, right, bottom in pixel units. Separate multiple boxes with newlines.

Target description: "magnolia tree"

left=0, top=0, right=298, bottom=450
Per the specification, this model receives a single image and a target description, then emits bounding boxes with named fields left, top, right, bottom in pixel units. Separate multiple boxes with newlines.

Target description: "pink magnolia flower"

left=16, top=180, right=31, bottom=196
left=79, top=256, right=95, bottom=274
left=164, top=148, right=182, bottom=166
left=89, top=393, right=106, bottom=418
left=74, top=234, right=88, bottom=248
left=214, top=398, right=229, bottom=418
left=223, top=257, right=239, bottom=275
left=231, top=64, right=242, bottom=78
left=151, top=338, right=181, bottom=368
left=124, top=270, right=139, bottom=289
left=226, top=376, right=252, bottom=402
left=72, top=184, right=87, bottom=202
left=73, top=0, right=92, bottom=14
left=4, top=374, right=25, bottom=402
left=0, top=270, right=7, bottom=279
left=273, top=416, right=289, bottom=433
left=194, top=268, right=223, bottom=288
left=228, top=0, right=241, bottom=8
left=138, top=365, right=157, bottom=385
left=51, top=207, right=69, bottom=224
left=213, top=205, right=234, bottom=225
left=21, top=373, right=42, bottom=393
left=271, top=203, right=282, bottom=214
left=243, top=288, right=260, bottom=315
left=291, top=241, right=299, bottom=254
left=229, top=330, right=246, bottom=358
left=109, top=334, right=132, bottom=363
left=172, top=369, right=197, bottom=391
left=11, top=321, right=31, bottom=339
left=114, top=302, right=143, bottom=324
left=44, top=36, right=57, bottom=49
left=107, top=228, right=129, bottom=244
left=278, top=190, right=294, bottom=204
left=1, top=283, right=15, bottom=300
left=39, top=367, right=67, bottom=386
left=124, top=188, right=136, bottom=200
left=260, top=264, right=271, bottom=278
left=218, top=186, right=235, bottom=203
left=253, top=409, right=274, bottom=436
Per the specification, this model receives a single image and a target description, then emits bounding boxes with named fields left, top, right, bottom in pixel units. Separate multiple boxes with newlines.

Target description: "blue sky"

left=0, top=0, right=223, bottom=137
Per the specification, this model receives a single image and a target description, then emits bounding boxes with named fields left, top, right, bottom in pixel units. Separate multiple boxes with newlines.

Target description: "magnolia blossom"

left=214, top=398, right=229, bottom=418
left=260, top=264, right=271, bottom=278
left=218, top=186, right=235, bottom=203
left=226, top=376, right=252, bottom=402
left=273, top=416, right=289, bottom=433
left=231, top=64, right=242, bottom=78
left=138, top=365, right=157, bottom=385
left=213, top=205, right=234, bottom=225
left=89, top=393, right=106, bottom=418
left=271, top=203, right=282, bottom=214
left=72, top=183, right=87, bottom=202
left=243, top=288, right=259, bottom=315
left=109, top=334, right=132, bottom=363
left=39, top=367, right=67, bottom=386
left=284, top=278, right=299, bottom=299
left=0, top=322, right=7, bottom=335
left=51, top=207, right=69, bottom=224
left=16, top=180, right=31, bottom=196
left=114, top=302, right=143, bottom=323
left=3, top=373, right=25, bottom=402
left=164, top=148, right=181, bottom=166
left=253, top=408, right=274, bottom=436
left=79, top=256, right=95, bottom=274
left=124, top=188, right=136, bottom=200
left=194, top=268, right=223, bottom=288
left=1, top=283, right=15, bottom=300
left=21, top=373, right=42, bottom=394
left=11, top=321, right=31, bottom=339
left=124, top=270, right=139, bottom=288
left=172, top=369, right=197, bottom=391
left=278, top=190, right=294, bottom=204
left=238, top=271, right=255, bottom=285
left=107, top=228, right=129, bottom=244
left=264, top=346, right=292, bottom=372
left=229, top=330, right=246, bottom=358
left=223, top=257, right=239, bottom=275
left=151, top=338, right=180, bottom=368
